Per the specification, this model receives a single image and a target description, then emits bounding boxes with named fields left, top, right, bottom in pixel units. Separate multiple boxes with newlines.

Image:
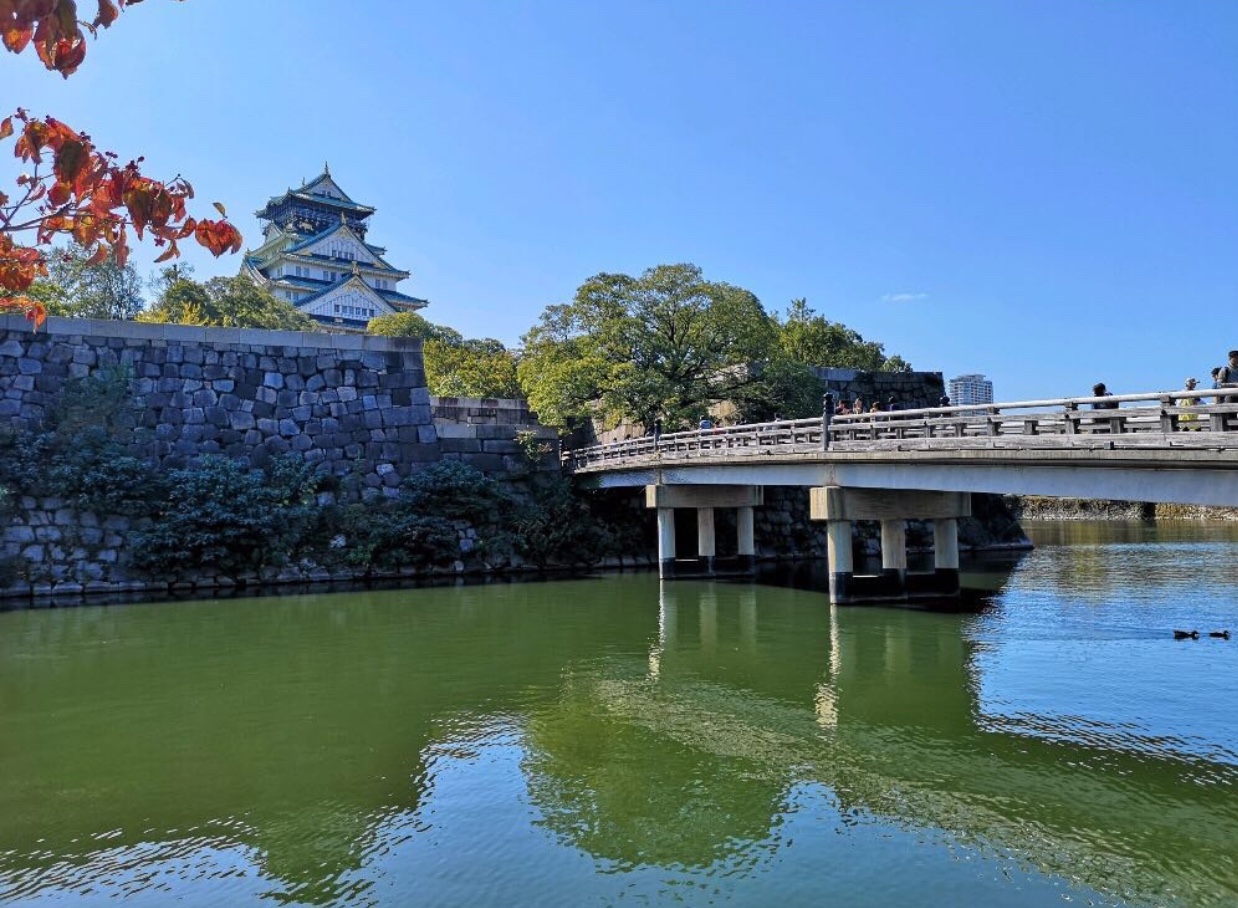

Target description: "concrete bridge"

left=566, top=388, right=1238, bottom=603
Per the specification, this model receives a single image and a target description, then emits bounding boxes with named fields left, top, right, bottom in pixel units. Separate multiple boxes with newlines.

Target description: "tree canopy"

left=776, top=298, right=911, bottom=372
left=518, top=263, right=777, bottom=429
left=517, top=270, right=916, bottom=428
left=46, top=243, right=143, bottom=319
left=139, top=276, right=316, bottom=330
left=368, top=311, right=463, bottom=345
left=368, top=311, right=520, bottom=398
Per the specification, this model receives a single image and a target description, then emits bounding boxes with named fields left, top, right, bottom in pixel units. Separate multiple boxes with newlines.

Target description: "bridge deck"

left=565, top=390, right=1238, bottom=506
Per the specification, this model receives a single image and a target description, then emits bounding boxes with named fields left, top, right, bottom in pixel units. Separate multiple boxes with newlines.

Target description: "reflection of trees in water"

left=0, top=581, right=658, bottom=904
left=519, top=588, right=1238, bottom=905
left=523, top=673, right=788, bottom=871
left=4, top=576, right=1238, bottom=905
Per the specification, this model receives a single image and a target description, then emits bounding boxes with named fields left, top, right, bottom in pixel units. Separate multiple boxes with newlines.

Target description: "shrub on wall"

left=0, top=484, right=15, bottom=588
left=320, top=462, right=515, bottom=574
left=510, top=477, right=612, bottom=569
left=131, top=456, right=320, bottom=576
left=0, top=366, right=162, bottom=516
left=326, top=503, right=460, bottom=575
left=402, top=460, right=512, bottom=524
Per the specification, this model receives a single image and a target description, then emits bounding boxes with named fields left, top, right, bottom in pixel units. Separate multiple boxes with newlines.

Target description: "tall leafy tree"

left=519, top=263, right=777, bottom=429
left=776, top=298, right=911, bottom=371
left=0, top=1, right=241, bottom=329
left=368, top=311, right=463, bottom=345
left=729, top=358, right=825, bottom=423
left=427, top=337, right=521, bottom=399
left=47, top=243, right=144, bottom=319
left=139, top=276, right=316, bottom=330
left=368, top=311, right=520, bottom=398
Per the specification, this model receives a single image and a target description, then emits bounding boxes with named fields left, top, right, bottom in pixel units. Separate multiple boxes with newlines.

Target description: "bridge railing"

left=563, top=388, right=1238, bottom=470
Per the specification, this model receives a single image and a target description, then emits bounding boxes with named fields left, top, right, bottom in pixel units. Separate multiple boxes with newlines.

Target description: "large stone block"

left=440, top=438, right=482, bottom=454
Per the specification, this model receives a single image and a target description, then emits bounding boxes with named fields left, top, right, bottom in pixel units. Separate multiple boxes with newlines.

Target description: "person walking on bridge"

left=1218, top=351, right=1238, bottom=386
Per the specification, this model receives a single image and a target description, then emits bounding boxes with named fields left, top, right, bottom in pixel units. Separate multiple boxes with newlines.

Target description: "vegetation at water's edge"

left=1015, top=496, right=1238, bottom=521
left=0, top=370, right=647, bottom=586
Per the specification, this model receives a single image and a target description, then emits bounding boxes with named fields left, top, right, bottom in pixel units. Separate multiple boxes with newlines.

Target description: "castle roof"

left=255, top=168, right=376, bottom=220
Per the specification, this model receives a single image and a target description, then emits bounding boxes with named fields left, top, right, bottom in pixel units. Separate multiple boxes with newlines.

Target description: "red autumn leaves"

left=0, top=1, right=242, bottom=329
left=1, top=0, right=140, bottom=78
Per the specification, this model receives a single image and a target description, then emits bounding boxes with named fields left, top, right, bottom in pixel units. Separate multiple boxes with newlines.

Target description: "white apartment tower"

left=948, top=374, right=994, bottom=406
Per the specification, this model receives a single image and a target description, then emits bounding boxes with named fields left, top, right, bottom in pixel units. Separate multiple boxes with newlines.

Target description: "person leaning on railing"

left=1091, top=383, right=1119, bottom=409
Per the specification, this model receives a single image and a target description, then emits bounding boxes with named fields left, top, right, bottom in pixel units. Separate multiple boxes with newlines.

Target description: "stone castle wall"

left=0, top=316, right=557, bottom=598
left=432, top=395, right=536, bottom=426
left=812, top=368, right=946, bottom=410
left=1, top=315, right=438, bottom=494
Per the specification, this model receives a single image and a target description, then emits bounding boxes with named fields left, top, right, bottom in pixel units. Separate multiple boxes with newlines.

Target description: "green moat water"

left=1, top=521, right=1236, bottom=907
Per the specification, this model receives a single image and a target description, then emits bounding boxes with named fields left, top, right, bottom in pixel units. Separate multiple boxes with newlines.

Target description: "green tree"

left=0, top=279, right=69, bottom=316
left=729, top=358, right=824, bottom=423
left=518, top=263, right=777, bottom=429
left=148, top=262, right=196, bottom=298
left=47, top=243, right=145, bottom=320
left=776, top=298, right=910, bottom=371
left=367, top=310, right=462, bottom=344
left=139, top=276, right=316, bottom=330
left=369, top=312, right=520, bottom=398
left=426, top=337, right=521, bottom=398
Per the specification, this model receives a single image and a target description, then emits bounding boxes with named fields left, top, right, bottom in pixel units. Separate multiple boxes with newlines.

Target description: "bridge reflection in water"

left=1, top=566, right=1235, bottom=905
left=524, top=580, right=1237, bottom=905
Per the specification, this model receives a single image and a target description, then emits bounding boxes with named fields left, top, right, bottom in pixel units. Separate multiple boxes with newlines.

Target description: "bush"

left=326, top=501, right=460, bottom=574
left=509, top=474, right=612, bottom=569
left=0, top=485, right=14, bottom=587
left=402, top=460, right=512, bottom=524
left=0, top=366, right=161, bottom=516
left=131, top=456, right=318, bottom=576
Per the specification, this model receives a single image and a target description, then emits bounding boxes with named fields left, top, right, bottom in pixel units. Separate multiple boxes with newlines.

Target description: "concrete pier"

left=646, top=485, right=764, bottom=579
left=811, top=487, right=971, bottom=604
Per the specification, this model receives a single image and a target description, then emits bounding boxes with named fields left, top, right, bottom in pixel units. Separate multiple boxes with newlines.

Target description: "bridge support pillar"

left=697, top=507, right=716, bottom=575
left=933, top=517, right=961, bottom=595
left=656, top=508, right=677, bottom=579
left=826, top=519, right=854, bottom=604
left=880, top=519, right=907, bottom=597
left=646, top=485, right=764, bottom=578
left=811, top=487, right=971, bottom=605
left=737, top=506, right=756, bottom=572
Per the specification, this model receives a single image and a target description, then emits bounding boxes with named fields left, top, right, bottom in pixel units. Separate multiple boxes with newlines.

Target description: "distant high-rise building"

left=949, top=373, right=993, bottom=405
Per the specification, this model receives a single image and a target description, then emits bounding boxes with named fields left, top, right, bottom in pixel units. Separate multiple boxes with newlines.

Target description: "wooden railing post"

left=1158, top=396, right=1178, bottom=433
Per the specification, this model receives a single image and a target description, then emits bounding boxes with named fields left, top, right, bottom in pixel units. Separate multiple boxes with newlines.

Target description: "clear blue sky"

left=4, top=0, right=1236, bottom=402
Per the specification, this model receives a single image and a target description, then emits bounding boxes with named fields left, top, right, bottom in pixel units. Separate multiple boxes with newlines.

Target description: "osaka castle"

left=242, top=166, right=428, bottom=331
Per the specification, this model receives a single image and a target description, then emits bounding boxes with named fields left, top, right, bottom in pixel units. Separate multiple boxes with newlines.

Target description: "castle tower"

left=242, top=166, right=427, bottom=330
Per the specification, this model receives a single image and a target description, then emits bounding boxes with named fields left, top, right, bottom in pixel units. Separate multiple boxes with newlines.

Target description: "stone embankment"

left=811, top=367, right=947, bottom=410
left=1014, top=497, right=1238, bottom=521
left=0, top=316, right=557, bottom=599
